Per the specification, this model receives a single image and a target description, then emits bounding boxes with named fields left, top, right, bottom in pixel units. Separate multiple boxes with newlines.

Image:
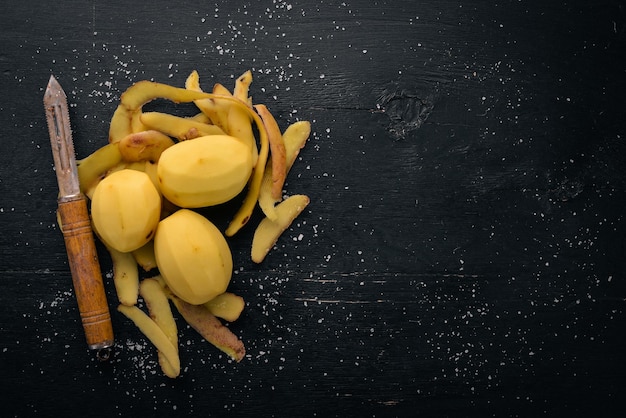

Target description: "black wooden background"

left=1, top=0, right=625, bottom=416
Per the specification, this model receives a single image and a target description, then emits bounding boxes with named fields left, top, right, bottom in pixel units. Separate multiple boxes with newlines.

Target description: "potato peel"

left=140, top=111, right=226, bottom=140
left=107, top=246, right=139, bottom=306
left=204, top=292, right=245, bottom=322
left=118, top=130, right=175, bottom=163
left=117, top=304, right=180, bottom=377
left=252, top=194, right=310, bottom=263
left=139, top=278, right=179, bottom=378
left=109, top=80, right=216, bottom=143
left=254, top=104, right=286, bottom=201
left=233, top=70, right=253, bottom=103
left=258, top=121, right=311, bottom=220
left=185, top=71, right=229, bottom=131
left=77, top=142, right=123, bottom=196
left=132, top=240, right=157, bottom=272
left=170, top=295, right=246, bottom=362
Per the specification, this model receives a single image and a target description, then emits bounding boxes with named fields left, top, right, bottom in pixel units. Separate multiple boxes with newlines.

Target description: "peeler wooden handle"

left=57, top=194, right=114, bottom=350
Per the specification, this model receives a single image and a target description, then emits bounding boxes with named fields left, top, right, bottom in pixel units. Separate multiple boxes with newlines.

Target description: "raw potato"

left=117, top=304, right=180, bottom=376
left=157, top=135, right=253, bottom=208
left=154, top=209, right=233, bottom=305
left=140, top=278, right=179, bottom=378
left=91, top=169, right=161, bottom=253
left=170, top=296, right=246, bottom=362
left=252, top=194, right=310, bottom=263
left=204, top=292, right=245, bottom=322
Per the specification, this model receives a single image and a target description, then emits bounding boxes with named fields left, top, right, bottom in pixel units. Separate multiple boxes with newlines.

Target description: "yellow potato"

left=252, top=194, right=310, bottom=263
left=154, top=209, right=233, bottom=305
left=79, top=73, right=313, bottom=372
left=91, top=169, right=161, bottom=253
left=157, top=135, right=253, bottom=208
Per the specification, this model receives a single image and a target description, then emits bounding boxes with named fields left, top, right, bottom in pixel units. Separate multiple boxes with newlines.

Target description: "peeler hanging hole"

left=96, top=347, right=112, bottom=362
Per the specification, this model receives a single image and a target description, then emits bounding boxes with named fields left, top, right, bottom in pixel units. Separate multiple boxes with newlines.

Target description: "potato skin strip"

left=140, top=278, right=179, bottom=378
left=254, top=104, right=287, bottom=201
left=109, top=81, right=216, bottom=143
left=170, top=296, right=246, bottom=362
left=258, top=121, right=311, bottom=221
left=251, top=194, right=310, bottom=263
left=117, top=304, right=180, bottom=376
left=222, top=98, right=269, bottom=237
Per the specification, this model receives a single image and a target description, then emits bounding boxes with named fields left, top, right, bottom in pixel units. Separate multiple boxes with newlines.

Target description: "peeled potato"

left=157, top=135, right=253, bottom=208
left=154, top=209, right=233, bottom=305
left=91, top=169, right=161, bottom=253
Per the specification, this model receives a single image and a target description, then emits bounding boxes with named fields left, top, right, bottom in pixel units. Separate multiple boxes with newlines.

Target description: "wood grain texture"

left=57, top=195, right=114, bottom=349
left=1, top=0, right=625, bottom=416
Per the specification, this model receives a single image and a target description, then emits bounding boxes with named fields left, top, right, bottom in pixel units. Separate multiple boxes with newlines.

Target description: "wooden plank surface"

left=1, top=0, right=625, bottom=416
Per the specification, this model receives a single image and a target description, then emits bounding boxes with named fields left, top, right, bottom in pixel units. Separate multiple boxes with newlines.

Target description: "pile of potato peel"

left=76, top=70, right=311, bottom=378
